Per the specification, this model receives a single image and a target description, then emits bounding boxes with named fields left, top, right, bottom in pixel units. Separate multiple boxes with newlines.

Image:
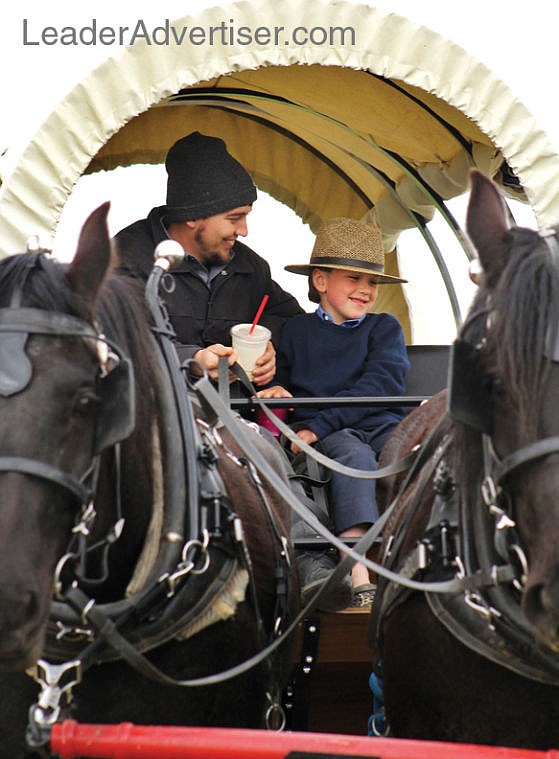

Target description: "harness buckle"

left=481, top=476, right=500, bottom=507
left=55, top=621, right=94, bottom=643
left=233, top=517, right=245, bottom=543
left=417, top=541, right=429, bottom=570
left=382, top=534, right=395, bottom=562
left=464, top=590, right=501, bottom=630
left=509, top=544, right=529, bottom=589
left=53, top=553, right=78, bottom=601
left=265, top=692, right=286, bottom=731
left=454, top=555, right=466, bottom=579
left=495, top=511, right=516, bottom=530
left=163, top=529, right=212, bottom=597
left=280, top=535, right=292, bottom=569
left=181, top=529, right=211, bottom=576
left=72, top=501, right=96, bottom=537
left=27, top=658, right=82, bottom=728
left=163, top=563, right=195, bottom=597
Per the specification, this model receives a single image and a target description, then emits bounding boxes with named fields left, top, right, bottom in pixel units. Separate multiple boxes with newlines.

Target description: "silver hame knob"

left=153, top=240, right=185, bottom=271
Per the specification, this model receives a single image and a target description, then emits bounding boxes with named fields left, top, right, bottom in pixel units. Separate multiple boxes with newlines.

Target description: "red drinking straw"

left=249, top=294, right=269, bottom=334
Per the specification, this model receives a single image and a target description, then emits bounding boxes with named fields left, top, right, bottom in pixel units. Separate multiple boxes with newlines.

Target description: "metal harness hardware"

left=24, top=243, right=298, bottom=749
left=26, top=659, right=82, bottom=749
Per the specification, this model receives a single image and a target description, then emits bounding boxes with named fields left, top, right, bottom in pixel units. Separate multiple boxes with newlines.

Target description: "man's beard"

left=194, top=227, right=232, bottom=267
left=205, top=251, right=228, bottom=266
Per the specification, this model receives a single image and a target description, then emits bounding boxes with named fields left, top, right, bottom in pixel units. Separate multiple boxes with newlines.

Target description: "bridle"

left=0, top=303, right=135, bottom=513
left=366, top=228, right=559, bottom=689
left=403, top=227, right=559, bottom=684
left=20, top=246, right=296, bottom=747
left=449, top=230, right=559, bottom=575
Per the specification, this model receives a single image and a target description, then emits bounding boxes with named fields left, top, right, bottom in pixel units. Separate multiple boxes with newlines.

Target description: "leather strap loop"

left=493, top=435, right=559, bottom=483
left=0, top=456, right=92, bottom=506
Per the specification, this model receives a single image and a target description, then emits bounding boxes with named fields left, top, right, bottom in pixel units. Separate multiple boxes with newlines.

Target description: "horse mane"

left=450, top=225, right=559, bottom=483
left=0, top=252, right=85, bottom=313
left=96, top=272, right=159, bottom=415
left=489, top=227, right=559, bottom=419
left=0, top=251, right=159, bottom=452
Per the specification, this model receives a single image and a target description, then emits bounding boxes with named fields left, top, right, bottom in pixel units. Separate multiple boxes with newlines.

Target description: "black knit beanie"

left=165, top=132, right=257, bottom=220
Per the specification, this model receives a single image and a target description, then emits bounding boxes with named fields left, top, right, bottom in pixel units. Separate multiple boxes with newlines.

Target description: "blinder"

left=0, top=307, right=135, bottom=454
left=0, top=332, right=32, bottom=396
left=448, top=337, right=492, bottom=434
left=448, top=300, right=494, bottom=435
left=94, top=356, right=135, bottom=454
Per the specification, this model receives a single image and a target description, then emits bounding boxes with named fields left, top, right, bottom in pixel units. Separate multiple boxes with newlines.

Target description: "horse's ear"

left=65, top=202, right=114, bottom=312
left=466, top=169, right=511, bottom=285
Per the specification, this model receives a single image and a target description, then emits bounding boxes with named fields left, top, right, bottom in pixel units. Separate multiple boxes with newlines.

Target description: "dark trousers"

left=320, top=424, right=397, bottom=533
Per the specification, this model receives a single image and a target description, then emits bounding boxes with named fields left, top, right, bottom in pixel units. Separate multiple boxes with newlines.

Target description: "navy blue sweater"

left=275, top=312, right=410, bottom=439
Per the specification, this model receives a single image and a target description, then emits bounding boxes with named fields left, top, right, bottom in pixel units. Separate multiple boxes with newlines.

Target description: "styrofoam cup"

left=230, top=323, right=271, bottom=379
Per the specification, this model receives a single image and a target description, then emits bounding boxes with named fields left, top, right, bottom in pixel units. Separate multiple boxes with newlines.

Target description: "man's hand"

left=291, top=428, right=318, bottom=455
left=251, top=340, right=276, bottom=387
left=191, top=344, right=238, bottom=381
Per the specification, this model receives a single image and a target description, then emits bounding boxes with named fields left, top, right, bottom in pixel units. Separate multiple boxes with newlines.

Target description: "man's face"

left=189, top=205, right=251, bottom=265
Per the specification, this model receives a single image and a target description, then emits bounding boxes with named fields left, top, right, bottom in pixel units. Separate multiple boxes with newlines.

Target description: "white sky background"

left=0, top=1, right=557, bottom=342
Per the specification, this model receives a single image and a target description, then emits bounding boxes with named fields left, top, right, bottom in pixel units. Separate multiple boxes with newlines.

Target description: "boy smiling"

left=260, top=217, right=410, bottom=607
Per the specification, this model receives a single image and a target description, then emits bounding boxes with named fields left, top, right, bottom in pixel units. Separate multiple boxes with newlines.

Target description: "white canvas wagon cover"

left=1, top=0, right=558, bottom=334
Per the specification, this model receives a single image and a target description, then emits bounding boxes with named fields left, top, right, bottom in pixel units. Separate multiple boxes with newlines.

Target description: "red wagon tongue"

left=50, top=721, right=555, bottom=759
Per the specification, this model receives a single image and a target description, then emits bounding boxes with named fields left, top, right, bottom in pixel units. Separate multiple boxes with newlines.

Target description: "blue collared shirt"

left=316, top=304, right=367, bottom=328
left=184, top=254, right=233, bottom=285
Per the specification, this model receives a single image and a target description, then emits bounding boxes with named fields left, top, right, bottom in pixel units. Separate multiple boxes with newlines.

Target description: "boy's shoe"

left=351, top=582, right=377, bottom=608
left=297, top=551, right=353, bottom=612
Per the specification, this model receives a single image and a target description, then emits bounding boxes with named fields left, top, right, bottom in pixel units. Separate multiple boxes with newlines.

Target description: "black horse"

left=0, top=204, right=299, bottom=758
left=374, top=169, right=559, bottom=749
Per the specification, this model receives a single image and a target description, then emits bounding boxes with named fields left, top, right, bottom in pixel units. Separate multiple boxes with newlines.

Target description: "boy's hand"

left=256, top=385, right=292, bottom=399
left=291, top=428, right=318, bottom=455
left=251, top=341, right=276, bottom=386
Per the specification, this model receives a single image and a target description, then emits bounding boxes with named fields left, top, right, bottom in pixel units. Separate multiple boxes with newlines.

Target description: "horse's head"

left=452, top=170, right=559, bottom=651
left=0, top=204, right=132, bottom=669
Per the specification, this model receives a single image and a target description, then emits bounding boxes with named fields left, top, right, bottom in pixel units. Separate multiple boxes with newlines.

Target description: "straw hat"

left=285, top=217, right=407, bottom=284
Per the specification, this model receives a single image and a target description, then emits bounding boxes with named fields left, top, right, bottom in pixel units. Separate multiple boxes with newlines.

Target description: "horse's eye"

left=491, top=378, right=506, bottom=399
left=73, top=392, right=100, bottom=418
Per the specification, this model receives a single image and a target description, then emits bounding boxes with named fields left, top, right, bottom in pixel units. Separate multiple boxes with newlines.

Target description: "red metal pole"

left=51, top=721, right=559, bottom=759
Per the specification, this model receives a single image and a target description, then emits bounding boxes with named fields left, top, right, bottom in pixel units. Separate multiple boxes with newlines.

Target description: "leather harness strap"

left=194, top=371, right=519, bottom=596
left=226, top=359, right=418, bottom=481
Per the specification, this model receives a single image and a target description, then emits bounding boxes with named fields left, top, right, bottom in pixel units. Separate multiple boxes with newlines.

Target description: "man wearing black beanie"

left=115, top=132, right=353, bottom=611
left=115, top=131, right=303, bottom=385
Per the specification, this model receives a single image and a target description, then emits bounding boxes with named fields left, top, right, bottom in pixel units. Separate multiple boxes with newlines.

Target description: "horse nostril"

left=21, top=590, right=39, bottom=621
left=523, top=581, right=559, bottom=646
left=0, top=586, right=40, bottom=632
left=523, top=582, right=545, bottom=623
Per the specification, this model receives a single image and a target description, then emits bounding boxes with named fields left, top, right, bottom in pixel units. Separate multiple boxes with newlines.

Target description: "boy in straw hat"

left=259, top=217, right=410, bottom=608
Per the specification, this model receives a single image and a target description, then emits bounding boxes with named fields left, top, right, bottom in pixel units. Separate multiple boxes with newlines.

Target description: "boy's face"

left=312, top=268, right=379, bottom=324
